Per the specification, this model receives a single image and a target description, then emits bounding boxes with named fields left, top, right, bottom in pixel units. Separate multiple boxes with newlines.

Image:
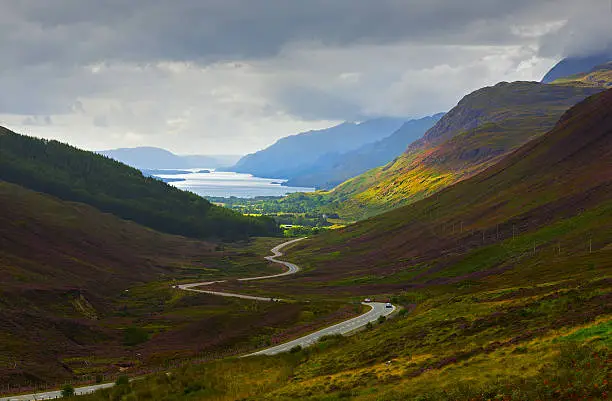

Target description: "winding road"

left=1, top=238, right=394, bottom=400
left=177, top=237, right=305, bottom=301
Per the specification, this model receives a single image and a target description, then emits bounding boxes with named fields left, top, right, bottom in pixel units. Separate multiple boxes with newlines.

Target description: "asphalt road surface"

left=0, top=383, right=114, bottom=400
left=246, top=301, right=395, bottom=356
left=177, top=237, right=305, bottom=300
left=2, top=238, right=394, bottom=400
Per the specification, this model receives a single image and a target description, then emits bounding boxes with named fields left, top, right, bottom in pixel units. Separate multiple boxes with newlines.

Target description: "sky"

left=1, top=0, right=611, bottom=155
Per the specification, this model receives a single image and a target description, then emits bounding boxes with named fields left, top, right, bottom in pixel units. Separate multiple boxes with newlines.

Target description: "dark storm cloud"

left=0, top=0, right=573, bottom=69
left=0, top=0, right=609, bottom=154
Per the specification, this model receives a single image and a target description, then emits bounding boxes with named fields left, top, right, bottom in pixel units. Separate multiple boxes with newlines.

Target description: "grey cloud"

left=0, top=0, right=609, bottom=154
left=537, top=3, right=612, bottom=58
left=93, top=115, right=108, bottom=127
left=273, top=86, right=366, bottom=121
left=0, top=0, right=589, bottom=70
left=21, top=115, right=52, bottom=126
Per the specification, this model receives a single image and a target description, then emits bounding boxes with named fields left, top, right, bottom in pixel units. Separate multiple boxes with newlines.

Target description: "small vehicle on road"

left=385, top=302, right=393, bottom=308
left=364, top=298, right=372, bottom=303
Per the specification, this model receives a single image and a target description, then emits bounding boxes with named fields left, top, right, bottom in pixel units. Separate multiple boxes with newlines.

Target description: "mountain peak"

left=542, top=53, right=612, bottom=83
left=231, top=117, right=408, bottom=180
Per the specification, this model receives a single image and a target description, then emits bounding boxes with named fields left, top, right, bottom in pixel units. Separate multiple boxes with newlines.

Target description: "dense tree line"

left=0, top=127, right=279, bottom=240
left=206, top=193, right=338, bottom=215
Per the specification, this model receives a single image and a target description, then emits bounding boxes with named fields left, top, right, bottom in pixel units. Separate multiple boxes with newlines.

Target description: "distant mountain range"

left=289, top=87, right=612, bottom=289
left=98, top=146, right=241, bottom=169
left=541, top=52, right=612, bottom=83
left=231, top=116, right=444, bottom=189
left=230, top=117, right=407, bottom=181
left=320, top=80, right=605, bottom=219
left=283, top=114, right=445, bottom=189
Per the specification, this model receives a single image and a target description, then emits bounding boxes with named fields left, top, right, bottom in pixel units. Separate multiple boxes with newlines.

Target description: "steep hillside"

left=284, top=114, right=444, bottom=189
left=541, top=52, right=612, bottom=83
left=0, top=127, right=278, bottom=240
left=99, top=147, right=240, bottom=169
left=551, top=61, right=612, bottom=88
left=231, top=118, right=406, bottom=179
left=0, top=180, right=211, bottom=383
left=80, top=89, right=612, bottom=401
left=288, top=88, right=612, bottom=288
left=325, top=81, right=604, bottom=219
left=0, top=181, right=345, bottom=387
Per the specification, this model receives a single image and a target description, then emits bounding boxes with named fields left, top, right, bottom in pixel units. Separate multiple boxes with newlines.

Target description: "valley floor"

left=76, top=242, right=611, bottom=401
left=2, top=239, right=395, bottom=400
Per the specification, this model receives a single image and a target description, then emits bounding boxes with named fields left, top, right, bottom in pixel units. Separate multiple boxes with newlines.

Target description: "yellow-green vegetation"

left=211, top=81, right=606, bottom=224
left=206, top=195, right=352, bottom=237
left=76, top=89, right=612, bottom=400
left=44, top=276, right=357, bottom=383
left=323, top=81, right=604, bottom=220
left=551, top=62, right=612, bottom=88
left=79, top=250, right=611, bottom=400
left=213, top=82, right=605, bottom=223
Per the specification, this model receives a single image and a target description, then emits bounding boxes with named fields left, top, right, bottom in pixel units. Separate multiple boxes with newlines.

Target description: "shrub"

left=123, top=326, right=149, bottom=346
left=289, top=345, right=303, bottom=353
left=183, top=383, right=204, bottom=394
left=61, top=384, right=75, bottom=398
left=115, top=375, right=130, bottom=386
left=318, top=334, right=344, bottom=343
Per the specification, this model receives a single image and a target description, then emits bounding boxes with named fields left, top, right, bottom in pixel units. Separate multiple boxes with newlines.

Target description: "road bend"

left=1, top=238, right=394, bottom=400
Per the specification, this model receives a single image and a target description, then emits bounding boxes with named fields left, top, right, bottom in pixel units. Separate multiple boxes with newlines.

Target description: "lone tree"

left=61, top=384, right=75, bottom=398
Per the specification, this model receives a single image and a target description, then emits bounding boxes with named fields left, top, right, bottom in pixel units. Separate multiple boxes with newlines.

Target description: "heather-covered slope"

left=0, top=182, right=211, bottom=293
left=284, top=114, right=443, bottom=189
left=79, top=90, right=612, bottom=401
left=0, top=127, right=278, bottom=240
left=325, top=81, right=604, bottom=219
left=288, top=88, right=612, bottom=288
left=0, top=180, right=212, bottom=383
left=0, top=181, right=347, bottom=387
left=231, top=118, right=406, bottom=180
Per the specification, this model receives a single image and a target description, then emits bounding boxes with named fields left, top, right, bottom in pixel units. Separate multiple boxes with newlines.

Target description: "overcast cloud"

left=0, top=0, right=610, bottom=154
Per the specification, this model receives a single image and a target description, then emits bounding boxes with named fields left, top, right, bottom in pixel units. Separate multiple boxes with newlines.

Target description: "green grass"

left=559, top=320, right=612, bottom=346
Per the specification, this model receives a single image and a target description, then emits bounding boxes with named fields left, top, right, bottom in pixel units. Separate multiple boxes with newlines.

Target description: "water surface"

left=154, top=169, right=314, bottom=198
